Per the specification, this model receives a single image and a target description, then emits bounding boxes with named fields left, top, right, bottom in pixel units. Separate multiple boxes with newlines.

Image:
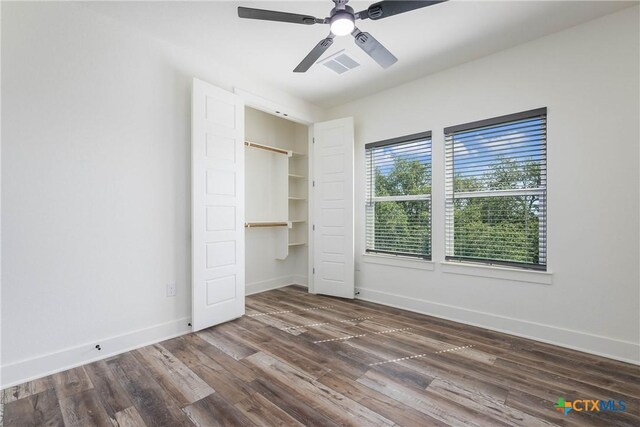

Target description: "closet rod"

left=244, top=141, right=292, bottom=156
left=245, top=221, right=289, bottom=228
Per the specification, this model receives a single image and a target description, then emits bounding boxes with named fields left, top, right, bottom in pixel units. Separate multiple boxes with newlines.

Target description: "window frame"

left=365, top=131, right=433, bottom=260
left=444, top=108, right=547, bottom=271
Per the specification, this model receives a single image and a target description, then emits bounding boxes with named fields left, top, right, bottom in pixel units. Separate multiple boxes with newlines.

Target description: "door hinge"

left=313, top=268, right=315, bottom=274
left=313, top=137, right=315, bottom=144
left=312, top=224, right=315, bottom=231
left=312, top=180, right=315, bottom=187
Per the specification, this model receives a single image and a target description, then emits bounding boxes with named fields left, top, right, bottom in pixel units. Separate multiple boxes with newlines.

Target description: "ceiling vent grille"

left=319, top=50, right=360, bottom=74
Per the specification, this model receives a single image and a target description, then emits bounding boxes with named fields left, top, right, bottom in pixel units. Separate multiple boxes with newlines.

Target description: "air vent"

left=318, top=49, right=360, bottom=75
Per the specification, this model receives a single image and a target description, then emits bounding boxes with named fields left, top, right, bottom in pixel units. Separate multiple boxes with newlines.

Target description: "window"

left=365, top=132, right=432, bottom=259
left=445, top=108, right=547, bottom=270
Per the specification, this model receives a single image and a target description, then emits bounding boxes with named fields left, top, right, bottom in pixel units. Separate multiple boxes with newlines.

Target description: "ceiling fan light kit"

left=330, top=10, right=355, bottom=36
left=237, top=0, right=446, bottom=73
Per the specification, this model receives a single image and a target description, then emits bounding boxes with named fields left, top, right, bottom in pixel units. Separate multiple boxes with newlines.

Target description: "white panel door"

left=312, top=118, right=355, bottom=298
left=192, top=78, right=245, bottom=331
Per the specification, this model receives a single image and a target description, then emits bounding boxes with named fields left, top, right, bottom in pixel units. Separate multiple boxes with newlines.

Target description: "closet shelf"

left=289, top=219, right=306, bottom=223
left=245, top=221, right=290, bottom=228
left=288, top=197, right=306, bottom=201
left=288, top=173, right=306, bottom=179
left=291, top=151, right=307, bottom=157
left=245, top=141, right=292, bottom=157
left=288, top=242, right=307, bottom=247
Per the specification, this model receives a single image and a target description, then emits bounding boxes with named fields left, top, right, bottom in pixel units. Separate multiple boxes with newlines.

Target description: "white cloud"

left=483, top=132, right=528, bottom=151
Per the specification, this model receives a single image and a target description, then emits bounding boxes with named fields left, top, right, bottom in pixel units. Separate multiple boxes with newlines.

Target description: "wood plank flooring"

left=2, top=285, right=639, bottom=426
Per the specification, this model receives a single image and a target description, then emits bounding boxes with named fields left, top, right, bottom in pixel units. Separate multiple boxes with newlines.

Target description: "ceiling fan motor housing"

left=332, top=0, right=350, bottom=7
left=330, top=4, right=354, bottom=17
left=329, top=4, right=355, bottom=36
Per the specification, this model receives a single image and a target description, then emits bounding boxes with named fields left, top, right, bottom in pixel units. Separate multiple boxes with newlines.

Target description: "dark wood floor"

left=2, top=285, right=639, bottom=426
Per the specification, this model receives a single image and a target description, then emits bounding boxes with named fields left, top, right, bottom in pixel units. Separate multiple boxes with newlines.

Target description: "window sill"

left=362, top=253, right=434, bottom=271
left=440, top=261, right=552, bottom=285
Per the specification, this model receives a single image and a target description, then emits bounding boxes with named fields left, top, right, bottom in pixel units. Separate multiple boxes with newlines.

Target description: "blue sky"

left=369, top=117, right=545, bottom=191
left=371, top=139, right=432, bottom=176
left=452, top=118, right=546, bottom=181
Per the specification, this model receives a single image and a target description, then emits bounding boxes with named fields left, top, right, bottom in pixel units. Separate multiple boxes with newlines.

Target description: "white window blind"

left=366, top=132, right=432, bottom=259
left=445, top=108, right=547, bottom=270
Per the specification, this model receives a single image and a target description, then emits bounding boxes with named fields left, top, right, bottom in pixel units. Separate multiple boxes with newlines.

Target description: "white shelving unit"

left=287, top=132, right=309, bottom=257
left=244, top=119, right=308, bottom=260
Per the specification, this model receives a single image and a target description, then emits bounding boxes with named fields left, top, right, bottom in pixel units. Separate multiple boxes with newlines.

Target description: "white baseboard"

left=1, top=277, right=307, bottom=388
left=245, top=275, right=307, bottom=296
left=1, top=317, right=191, bottom=389
left=355, top=287, right=640, bottom=365
left=291, top=275, right=308, bottom=287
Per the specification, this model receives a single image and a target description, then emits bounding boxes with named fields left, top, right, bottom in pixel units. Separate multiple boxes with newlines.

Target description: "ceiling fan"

left=237, top=0, right=446, bottom=73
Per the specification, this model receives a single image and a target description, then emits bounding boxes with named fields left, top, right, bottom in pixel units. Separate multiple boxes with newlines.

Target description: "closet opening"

left=244, top=107, right=311, bottom=292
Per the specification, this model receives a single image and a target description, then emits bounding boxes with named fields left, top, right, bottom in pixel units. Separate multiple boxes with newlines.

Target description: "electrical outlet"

left=166, top=283, right=176, bottom=297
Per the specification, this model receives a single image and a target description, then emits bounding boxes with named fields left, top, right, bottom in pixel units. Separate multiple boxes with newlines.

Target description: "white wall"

left=328, top=6, right=640, bottom=363
left=1, top=2, right=321, bottom=386
left=0, top=0, right=3, bottom=390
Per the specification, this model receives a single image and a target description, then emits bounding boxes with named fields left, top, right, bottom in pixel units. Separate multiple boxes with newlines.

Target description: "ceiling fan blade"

left=293, top=36, right=335, bottom=73
left=238, top=7, right=323, bottom=25
left=358, top=1, right=446, bottom=21
left=352, top=30, right=398, bottom=69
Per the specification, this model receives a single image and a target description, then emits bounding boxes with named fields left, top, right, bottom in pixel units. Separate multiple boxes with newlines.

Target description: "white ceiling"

left=82, top=1, right=635, bottom=108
